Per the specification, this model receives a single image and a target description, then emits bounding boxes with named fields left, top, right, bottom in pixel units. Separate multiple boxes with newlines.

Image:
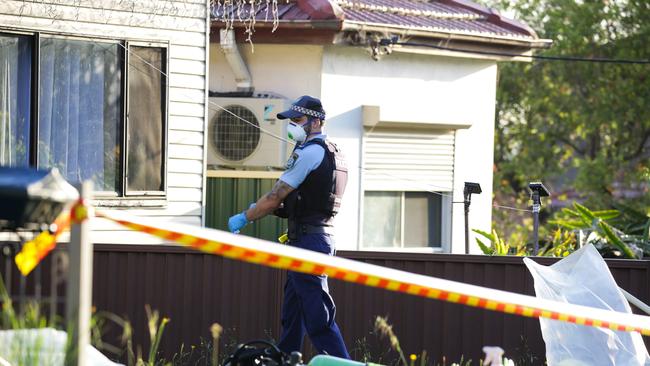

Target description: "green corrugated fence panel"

left=205, top=177, right=287, bottom=242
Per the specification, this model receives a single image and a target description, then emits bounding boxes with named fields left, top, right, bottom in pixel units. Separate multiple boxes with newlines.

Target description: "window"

left=0, top=34, right=32, bottom=167
left=0, top=32, right=167, bottom=198
left=362, top=191, right=446, bottom=249
left=126, top=45, right=166, bottom=194
left=38, top=37, right=122, bottom=192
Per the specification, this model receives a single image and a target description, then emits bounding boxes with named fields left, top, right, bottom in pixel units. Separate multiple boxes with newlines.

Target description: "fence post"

left=66, top=181, right=93, bottom=366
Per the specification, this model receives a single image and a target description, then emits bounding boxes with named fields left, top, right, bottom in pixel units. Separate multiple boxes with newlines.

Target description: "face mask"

left=287, top=121, right=310, bottom=143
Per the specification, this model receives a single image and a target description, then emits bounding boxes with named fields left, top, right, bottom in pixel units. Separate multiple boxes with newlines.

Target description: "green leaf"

left=548, top=219, right=588, bottom=230
left=492, top=229, right=501, bottom=245
left=613, top=202, right=650, bottom=221
left=574, top=202, right=599, bottom=228
left=592, top=210, right=621, bottom=220
left=574, top=202, right=597, bottom=221
left=475, top=238, right=492, bottom=255
left=472, top=229, right=494, bottom=242
left=561, top=208, right=581, bottom=217
left=598, top=221, right=637, bottom=259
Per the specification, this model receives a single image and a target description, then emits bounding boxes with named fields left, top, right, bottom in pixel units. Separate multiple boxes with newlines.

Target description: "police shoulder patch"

left=285, top=152, right=299, bottom=170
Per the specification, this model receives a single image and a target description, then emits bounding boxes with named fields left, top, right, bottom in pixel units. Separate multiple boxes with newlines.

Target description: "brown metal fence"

left=2, top=244, right=650, bottom=365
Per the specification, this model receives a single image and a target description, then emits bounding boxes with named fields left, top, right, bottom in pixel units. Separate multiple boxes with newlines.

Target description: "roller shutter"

left=363, top=128, right=455, bottom=192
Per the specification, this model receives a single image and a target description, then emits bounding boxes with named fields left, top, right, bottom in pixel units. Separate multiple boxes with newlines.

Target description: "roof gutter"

left=211, top=19, right=343, bottom=30
left=341, top=21, right=552, bottom=49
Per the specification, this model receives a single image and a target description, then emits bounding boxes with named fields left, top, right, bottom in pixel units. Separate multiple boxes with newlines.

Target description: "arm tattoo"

left=266, top=180, right=294, bottom=202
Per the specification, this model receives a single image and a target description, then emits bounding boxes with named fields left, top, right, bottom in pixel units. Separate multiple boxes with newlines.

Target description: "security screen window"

left=126, top=45, right=166, bottom=194
left=0, top=32, right=167, bottom=199
left=0, top=34, right=32, bottom=167
left=363, top=191, right=443, bottom=249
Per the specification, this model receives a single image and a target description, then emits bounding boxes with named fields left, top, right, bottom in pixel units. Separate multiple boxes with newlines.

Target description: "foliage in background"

left=550, top=202, right=648, bottom=258
left=473, top=228, right=525, bottom=255
left=476, top=202, right=649, bottom=258
left=374, top=316, right=408, bottom=366
left=0, top=276, right=52, bottom=365
left=492, top=0, right=650, bottom=206
left=477, top=0, right=650, bottom=239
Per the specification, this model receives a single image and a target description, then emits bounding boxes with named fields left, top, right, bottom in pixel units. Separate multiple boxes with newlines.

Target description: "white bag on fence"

left=524, top=244, right=650, bottom=366
left=0, top=328, right=122, bottom=366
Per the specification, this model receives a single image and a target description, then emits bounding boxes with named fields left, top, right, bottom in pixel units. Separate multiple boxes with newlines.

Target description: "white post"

left=66, top=181, right=93, bottom=366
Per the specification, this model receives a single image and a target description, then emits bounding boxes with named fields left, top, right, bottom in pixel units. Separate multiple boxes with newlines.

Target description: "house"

left=207, top=0, right=551, bottom=253
left=0, top=1, right=210, bottom=244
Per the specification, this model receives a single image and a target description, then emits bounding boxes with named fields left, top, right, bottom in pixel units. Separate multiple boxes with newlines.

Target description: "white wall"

left=320, top=46, right=495, bottom=252
left=210, top=43, right=323, bottom=98
left=209, top=43, right=496, bottom=253
left=0, top=0, right=209, bottom=244
left=451, top=65, right=497, bottom=254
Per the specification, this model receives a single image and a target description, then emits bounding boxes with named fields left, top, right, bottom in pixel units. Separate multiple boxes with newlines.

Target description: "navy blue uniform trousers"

left=277, top=233, right=350, bottom=359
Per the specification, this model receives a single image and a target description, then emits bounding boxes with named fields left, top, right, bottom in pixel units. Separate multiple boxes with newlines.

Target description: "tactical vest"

left=280, top=138, right=348, bottom=227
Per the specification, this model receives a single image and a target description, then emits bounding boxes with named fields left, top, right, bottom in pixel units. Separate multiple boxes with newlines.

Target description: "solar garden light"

left=528, top=181, right=550, bottom=255
left=463, top=182, right=482, bottom=254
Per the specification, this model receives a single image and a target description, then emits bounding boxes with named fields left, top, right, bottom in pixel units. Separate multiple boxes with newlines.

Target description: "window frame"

left=0, top=30, right=169, bottom=202
left=123, top=40, right=169, bottom=198
left=0, top=30, right=38, bottom=167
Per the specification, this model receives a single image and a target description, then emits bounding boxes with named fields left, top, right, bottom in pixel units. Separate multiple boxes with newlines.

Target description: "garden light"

left=528, top=181, right=550, bottom=255
left=464, top=182, right=482, bottom=254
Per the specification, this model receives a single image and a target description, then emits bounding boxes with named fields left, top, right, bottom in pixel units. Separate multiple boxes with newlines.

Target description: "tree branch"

left=558, top=136, right=586, bottom=156
left=624, top=130, right=650, bottom=161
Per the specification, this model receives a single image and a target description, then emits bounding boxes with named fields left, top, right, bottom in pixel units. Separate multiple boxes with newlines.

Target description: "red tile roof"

left=212, top=0, right=541, bottom=41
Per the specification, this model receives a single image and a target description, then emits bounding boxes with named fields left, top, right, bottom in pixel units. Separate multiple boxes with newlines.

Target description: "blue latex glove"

left=228, top=203, right=255, bottom=233
left=228, top=212, right=248, bottom=233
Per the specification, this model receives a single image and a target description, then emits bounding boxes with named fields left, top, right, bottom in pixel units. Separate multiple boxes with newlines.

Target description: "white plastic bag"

left=0, top=328, right=122, bottom=366
left=524, top=244, right=650, bottom=366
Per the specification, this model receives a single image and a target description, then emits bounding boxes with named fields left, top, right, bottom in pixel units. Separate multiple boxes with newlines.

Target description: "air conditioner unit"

left=207, top=97, right=291, bottom=169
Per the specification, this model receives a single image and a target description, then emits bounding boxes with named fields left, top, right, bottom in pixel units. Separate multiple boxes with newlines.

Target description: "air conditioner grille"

left=211, top=105, right=261, bottom=161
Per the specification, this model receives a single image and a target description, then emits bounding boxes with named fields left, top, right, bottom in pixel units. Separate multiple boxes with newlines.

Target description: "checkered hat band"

left=291, top=105, right=325, bottom=119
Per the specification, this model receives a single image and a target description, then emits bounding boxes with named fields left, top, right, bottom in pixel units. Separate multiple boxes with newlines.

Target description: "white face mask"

left=287, top=122, right=307, bottom=143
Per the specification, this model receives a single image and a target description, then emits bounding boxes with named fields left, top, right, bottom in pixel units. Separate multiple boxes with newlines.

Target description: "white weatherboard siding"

left=0, top=0, right=209, bottom=245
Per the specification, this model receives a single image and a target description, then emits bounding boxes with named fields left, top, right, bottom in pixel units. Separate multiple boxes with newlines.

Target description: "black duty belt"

left=300, top=224, right=335, bottom=235
left=287, top=222, right=335, bottom=240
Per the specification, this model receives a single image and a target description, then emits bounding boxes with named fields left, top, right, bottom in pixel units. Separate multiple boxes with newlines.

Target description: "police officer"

left=227, top=95, right=350, bottom=359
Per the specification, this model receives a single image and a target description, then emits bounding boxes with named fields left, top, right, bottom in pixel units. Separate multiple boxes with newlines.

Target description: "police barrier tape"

left=15, top=209, right=72, bottom=276
left=14, top=201, right=90, bottom=276
left=61, top=208, right=650, bottom=335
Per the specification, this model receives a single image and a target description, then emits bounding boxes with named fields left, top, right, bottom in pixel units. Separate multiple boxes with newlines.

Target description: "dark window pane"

left=363, top=191, right=401, bottom=247
left=38, top=38, right=121, bottom=191
left=404, top=192, right=442, bottom=247
left=0, top=34, right=32, bottom=167
left=126, top=46, right=165, bottom=192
